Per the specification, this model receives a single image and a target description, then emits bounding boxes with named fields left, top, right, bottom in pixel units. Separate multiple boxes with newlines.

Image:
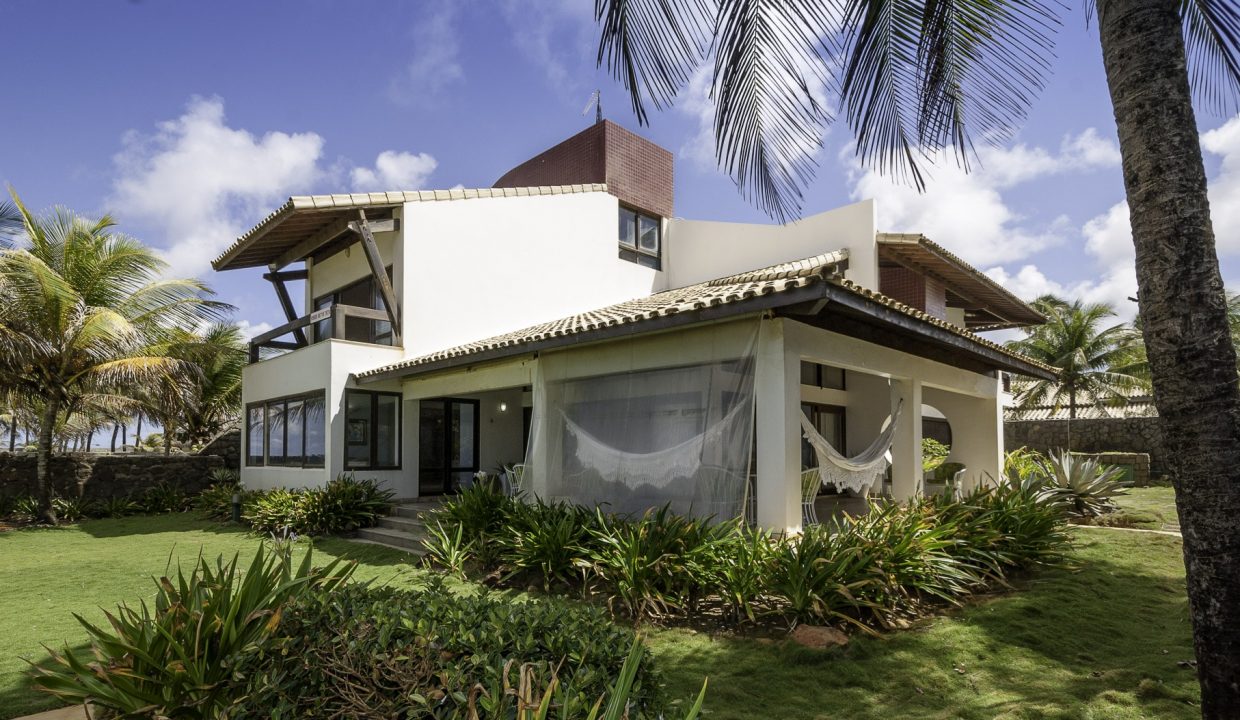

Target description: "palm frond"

left=1182, top=0, right=1240, bottom=115
left=712, top=0, right=836, bottom=220
left=595, top=0, right=714, bottom=124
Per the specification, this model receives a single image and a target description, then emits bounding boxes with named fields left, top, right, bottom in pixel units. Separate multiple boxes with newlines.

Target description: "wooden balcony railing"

left=248, top=303, right=395, bottom=363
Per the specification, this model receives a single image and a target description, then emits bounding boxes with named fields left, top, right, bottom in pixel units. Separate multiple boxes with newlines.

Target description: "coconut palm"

left=1008, top=296, right=1148, bottom=450
left=590, top=0, right=1240, bottom=708
left=0, top=190, right=228, bottom=522
left=0, top=200, right=19, bottom=249
left=140, top=323, right=246, bottom=455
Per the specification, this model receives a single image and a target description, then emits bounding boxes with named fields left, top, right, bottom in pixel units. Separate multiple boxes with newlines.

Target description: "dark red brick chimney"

left=493, top=120, right=673, bottom=218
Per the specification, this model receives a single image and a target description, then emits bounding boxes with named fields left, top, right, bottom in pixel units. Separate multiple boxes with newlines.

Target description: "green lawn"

left=1112, top=486, right=1181, bottom=533
left=0, top=516, right=1197, bottom=719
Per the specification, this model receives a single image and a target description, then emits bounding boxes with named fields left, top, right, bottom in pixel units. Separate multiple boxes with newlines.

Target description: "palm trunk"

left=35, top=400, right=60, bottom=524
left=110, top=423, right=119, bottom=453
left=1067, top=386, right=1076, bottom=453
left=8, top=420, right=15, bottom=453
left=1097, top=0, right=1240, bottom=711
left=135, top=416, right=142, bottom=450
left=121, top=422, right=127, bottom=450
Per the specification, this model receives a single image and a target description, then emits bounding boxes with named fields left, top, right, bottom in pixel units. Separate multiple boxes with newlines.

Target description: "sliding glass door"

left=418, top=398, right=479, bottom=495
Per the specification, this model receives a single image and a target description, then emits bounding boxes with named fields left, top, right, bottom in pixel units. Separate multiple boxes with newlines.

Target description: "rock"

left=789, top=624, right=849, bottom=649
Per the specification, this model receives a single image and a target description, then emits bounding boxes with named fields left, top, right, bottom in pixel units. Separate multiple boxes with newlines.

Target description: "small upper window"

left=618, top=206, right=661, bottom=268
left=800, top=361, right=846, bottom=390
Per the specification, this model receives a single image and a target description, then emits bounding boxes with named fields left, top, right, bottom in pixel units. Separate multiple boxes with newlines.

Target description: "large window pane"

left=266, top=402, right=285, bottom=464
left=247, top=407, right=264, bottom=466
left=638, top=214, right=659, bottom=253
left=346, top=392, right=372, bottom=469
left=618, top=207, right=637, bottom=248
left=304, top=395, right=325, bottom=467
left=449, top=401, right=476, bottom=467
left=285, top=400, right=304, bottom=466
left=376, top=394, right=399, bottom=468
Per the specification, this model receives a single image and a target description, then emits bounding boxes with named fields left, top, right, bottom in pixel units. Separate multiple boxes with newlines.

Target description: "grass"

left=1108, top=486, right=1181, bottom=532
left=0, top=515, right=1197, bottom=719
left=0, top=514, right=431, bottom=719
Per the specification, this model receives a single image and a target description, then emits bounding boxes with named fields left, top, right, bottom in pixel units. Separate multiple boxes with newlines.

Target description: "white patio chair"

left=505, top=463, right=526, bottom=496
left=801, top=467, right=823, bottom=526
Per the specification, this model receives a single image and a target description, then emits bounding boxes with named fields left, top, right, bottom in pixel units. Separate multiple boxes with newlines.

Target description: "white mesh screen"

left=524, top=326, right=757, bottom=520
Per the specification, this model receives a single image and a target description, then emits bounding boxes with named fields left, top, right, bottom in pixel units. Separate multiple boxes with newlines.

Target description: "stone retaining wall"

left=1004, top=416, right=1170, bottom=481
left=0, top=452, right=223, bottom=500
left=200, top=430, right=240, bottom=470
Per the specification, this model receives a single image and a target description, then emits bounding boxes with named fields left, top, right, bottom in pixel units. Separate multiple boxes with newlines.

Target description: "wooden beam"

left=355, top=209, right=402, bottom=344
left=262, top=269, right=308, bottom=282
left=250, top=307, right=331, bottom=347
left=272, top=217, right=354, bottom=270
left=266, top=274, right=307, bottom=346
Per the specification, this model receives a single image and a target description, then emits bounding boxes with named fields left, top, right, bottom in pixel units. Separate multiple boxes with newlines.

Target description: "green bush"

left=194, top=481, right=258, bottom=521
left=89, top=494, right=141, bottom=519
left=497, top=498, right=594, bottom=587
left=31, top=544, right=353, bottom=719
left=244, top=474, right=394, bottom=536
left=50, top=494, right=88, bottom=522
left=922, top=437, right=950, bottom=473
left=140, top=479, right=192, bottom=514
left=235, top=578, right=670, bottom=719
left=428, top=481, right=515, bottom=565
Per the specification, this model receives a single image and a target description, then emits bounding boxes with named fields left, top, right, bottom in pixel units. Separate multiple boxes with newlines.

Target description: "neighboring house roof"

left=1005, top=383, right=1157, bottom=421
left=356, top=250, right=1057, bottom=384
left=211, top=184, right=610, bottom=271
left=877, top=233, right=1045, bottom=330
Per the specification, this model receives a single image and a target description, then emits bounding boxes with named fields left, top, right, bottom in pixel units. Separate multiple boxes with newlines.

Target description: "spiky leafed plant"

left=1007, top=296, right=1148, bottom=450
left=591, top=0, right=1240, bottom=709
left=0, top=190, right=228, bottom=522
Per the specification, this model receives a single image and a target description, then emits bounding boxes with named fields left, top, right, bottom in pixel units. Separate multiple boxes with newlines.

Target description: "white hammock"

left=800, top=399, right=903, bottom=494
left=562, top=402, right=750, bottom=490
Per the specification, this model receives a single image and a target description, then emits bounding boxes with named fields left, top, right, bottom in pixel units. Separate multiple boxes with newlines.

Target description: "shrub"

left=767, top=523, right=879, bottom=627
left=700, top=522, right=774, bottom=623
left=1038, top=451, right=1130, bottom=517
left=50, top=495, right=88, bottom=522
left=31, top=544, right=353, bottom=719
left=236, top=578, right=670, bottom=719
left=922, top=437, right=950, bottom=473
left=296, top=473, right=394, bottom=534
left=244, top=475, right=394, bottom=536
left=195, top=482, right=258, bottom=521
left=89, top=494, right=141, bottom=519
left=8, top=495, right=40, bottom=523
left=245, top=487, right=303, bottom=534
left=140, top=480, right=191, bottom=514
left=422, top=520, right=474, bottom=577
left=428, top=481, right=515, bottom=565
left=497, top=498, right=594, bottom=588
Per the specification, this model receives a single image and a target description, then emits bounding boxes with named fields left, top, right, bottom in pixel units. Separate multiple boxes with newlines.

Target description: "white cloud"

left=351, top=151, right=438, bottom=191
left=111, top=96, right=325, bottom=278
left=389, top=4, right=464, bottom=105
left=677, top=66, right=717, bottom=170
left=111, top=97, right=439, bottom=279
left=235, top=319, right=274, bottom=341
left=1200, top=115, right=1240, bottom=254
left=846, top=128, right=1121, bottom=267
left=499, top=0, right=593, bottom=93
left=984, top=264, right=1067, bottom=300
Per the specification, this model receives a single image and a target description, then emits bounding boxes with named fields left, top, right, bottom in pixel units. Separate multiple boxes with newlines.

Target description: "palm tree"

left=1008, top=296, right=1148, bottom=450
left=0, top=200, right=19, bottom=249
left=175, top=323, right=247, bottom=447
left=0, top=190, right=228, bottom=522
left=589, top=0, right=1240, bottom=709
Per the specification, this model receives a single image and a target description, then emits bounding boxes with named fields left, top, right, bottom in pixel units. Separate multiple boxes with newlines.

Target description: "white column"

left=755, top=318, right=801, bottom=532
left=890, top=377, right=923, bottom=501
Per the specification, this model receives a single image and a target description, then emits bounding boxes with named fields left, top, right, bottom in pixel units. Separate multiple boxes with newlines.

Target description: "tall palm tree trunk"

left=135, top=415, right=142, bottom=450
left=110, top=423, right=119, bottom=453
left=35, top=399, right=60, bottom=524
left=1097, top=0, right=1240, bottom=710
left=1067, top=386, right=1076, bottom=453
left=7, top=420, right=15, bottom=452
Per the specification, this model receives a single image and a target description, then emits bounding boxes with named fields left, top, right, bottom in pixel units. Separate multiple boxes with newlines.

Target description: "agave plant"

left=1037, top=451, right=1129, bottom=518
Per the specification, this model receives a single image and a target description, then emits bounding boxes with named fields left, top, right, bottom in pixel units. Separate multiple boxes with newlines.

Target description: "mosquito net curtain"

left=524, top=325, right=758, bottom=520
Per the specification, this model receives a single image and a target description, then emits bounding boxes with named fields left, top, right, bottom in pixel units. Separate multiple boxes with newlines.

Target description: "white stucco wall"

left=664, top=199, right=879, bottom=291
left=400, top=192, right=664, bottom=357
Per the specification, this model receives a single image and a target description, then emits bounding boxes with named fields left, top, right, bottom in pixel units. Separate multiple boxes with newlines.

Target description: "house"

left=212, top=121, right=1053, bottom=532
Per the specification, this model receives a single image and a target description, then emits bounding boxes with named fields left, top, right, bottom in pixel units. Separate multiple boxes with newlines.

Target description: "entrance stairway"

left=354, top=499, right=441, bottom=555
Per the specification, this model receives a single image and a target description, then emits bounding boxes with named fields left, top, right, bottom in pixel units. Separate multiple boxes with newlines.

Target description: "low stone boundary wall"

left=1005, top=416, right=1170, bottom=481
left=0, top=452, right=223, bottom=500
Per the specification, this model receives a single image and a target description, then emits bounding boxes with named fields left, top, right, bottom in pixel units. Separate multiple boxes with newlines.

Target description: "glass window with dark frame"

left=345, top=390, right=401, bottom=470
left=799, top=361, right=846, bottom=391
left=312, top=267, right=394, bottom=345
left=245, top=391, right=326, bottom=468
left=618, top=207, right=660, bottom=257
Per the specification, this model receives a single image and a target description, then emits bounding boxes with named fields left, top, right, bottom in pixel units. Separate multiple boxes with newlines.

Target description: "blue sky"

left=3, top=0, right=1239, bottom=340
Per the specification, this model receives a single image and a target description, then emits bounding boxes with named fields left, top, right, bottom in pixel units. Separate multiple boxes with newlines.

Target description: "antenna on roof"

left=582, top=89, right=602, bottom=124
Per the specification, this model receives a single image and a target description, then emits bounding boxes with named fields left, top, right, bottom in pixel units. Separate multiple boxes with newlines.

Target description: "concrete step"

left=376, top=515, right=429, bottom=533
left=354, top=526, right=428, bottom=554
left=392, top=502, right=442, bottom=519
